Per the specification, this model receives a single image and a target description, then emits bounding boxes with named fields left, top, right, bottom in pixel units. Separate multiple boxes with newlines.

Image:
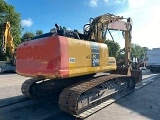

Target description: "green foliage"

left=21, top=32, right=34, bottom=42
left=131, top=44, right=149, bottom=60
left=21, top=29, right=44, bottom=42
left=0, top=0, right=21, bottom=60
left=117, top=48, right=125, bottom=60
left=105, top=40, right=120, bottom=57
left=117, top=44, right=149, bottom=63
left=35, top=30, right=43, bottom=36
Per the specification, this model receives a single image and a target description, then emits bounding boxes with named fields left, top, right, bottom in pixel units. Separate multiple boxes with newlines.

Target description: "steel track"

left=59, top=74, right=135, bottom=118
left=21, top=74, right=95, bottom=99
left=21, top=74, right=135, bottom=118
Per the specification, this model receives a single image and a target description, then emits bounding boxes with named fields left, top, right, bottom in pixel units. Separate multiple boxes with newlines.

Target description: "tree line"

left=104, top=40, right=148, bottom=64
left=0, top=0, right=149, bottom=62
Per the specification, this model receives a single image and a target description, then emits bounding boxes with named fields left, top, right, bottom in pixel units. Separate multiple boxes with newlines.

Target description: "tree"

left=117, top=48, right=125, bottom=60
left=117, top=44, right=149, bottom=64
left=142, top=47, right=149, bottom=59
left=35, top=30, right=43, bottom=36
left=0, top=0, right=21, bottom=60
left=21, top=29, right=44, bottom=42
left=131, top=44, right=149, bottom=61
left=21, top=32, right=34, bottom=42
left=105, top=40, right=120, bottom=57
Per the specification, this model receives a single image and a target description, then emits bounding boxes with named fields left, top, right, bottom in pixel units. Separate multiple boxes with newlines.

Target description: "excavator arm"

left=1, top=21, right=15, bottom=63
left=84, top=13, right=132, bottom=68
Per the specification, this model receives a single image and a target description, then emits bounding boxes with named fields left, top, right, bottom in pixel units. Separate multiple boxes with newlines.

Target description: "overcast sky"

left=6, top=0, right=160, bottom=49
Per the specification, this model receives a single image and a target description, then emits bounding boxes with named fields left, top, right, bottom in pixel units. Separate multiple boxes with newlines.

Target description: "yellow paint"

left=67, top=38, right=117, bottom=77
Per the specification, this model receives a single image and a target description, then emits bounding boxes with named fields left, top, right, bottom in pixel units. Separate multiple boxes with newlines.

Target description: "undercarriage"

left=21, top=73, right=135, bottom=118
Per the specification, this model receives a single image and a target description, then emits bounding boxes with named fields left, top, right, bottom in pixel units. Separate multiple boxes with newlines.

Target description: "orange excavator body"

left=16, top=36, right=69, bottom=78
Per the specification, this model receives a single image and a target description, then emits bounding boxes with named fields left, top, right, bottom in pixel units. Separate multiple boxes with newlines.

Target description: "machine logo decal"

left=90, top=42, right=100, bottom=67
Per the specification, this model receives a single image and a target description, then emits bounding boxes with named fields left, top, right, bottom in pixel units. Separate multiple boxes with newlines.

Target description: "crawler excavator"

left=16, top=13, right=142, bottom=117
left=0, top=21, right=16, bottom=73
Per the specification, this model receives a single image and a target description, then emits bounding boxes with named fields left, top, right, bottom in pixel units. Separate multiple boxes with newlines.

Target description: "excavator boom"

left=93, top=14, right=130, bottom=31
left=1, top=21, right=15, bottom=54
left=0, top=21, right=16, bottom=73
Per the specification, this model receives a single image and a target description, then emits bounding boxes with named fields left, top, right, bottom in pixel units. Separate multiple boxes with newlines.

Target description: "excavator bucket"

left=131, top=69, right=142, bottom=83
left=111, top=67, right=142, bottom=84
